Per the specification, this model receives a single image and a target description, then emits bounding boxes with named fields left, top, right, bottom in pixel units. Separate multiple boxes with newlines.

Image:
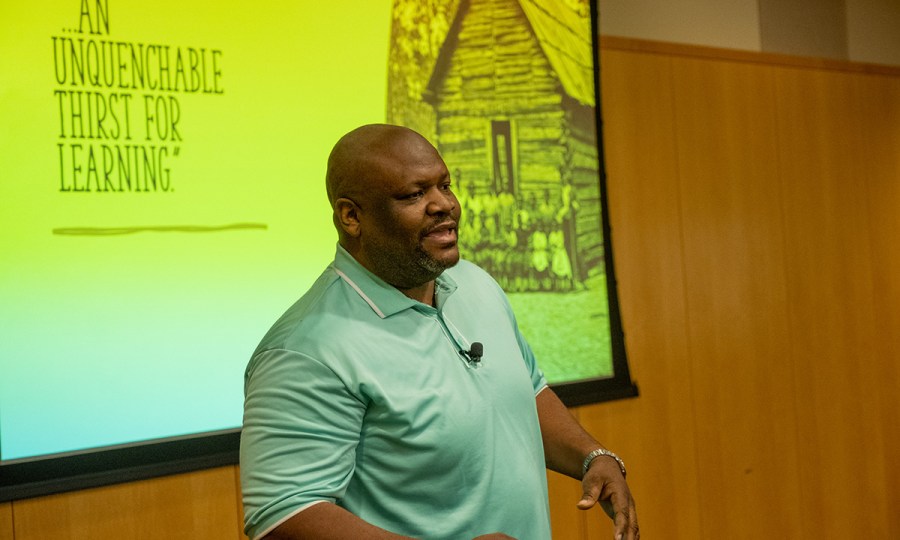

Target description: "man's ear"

left=335, top=198, right=362, bottom=238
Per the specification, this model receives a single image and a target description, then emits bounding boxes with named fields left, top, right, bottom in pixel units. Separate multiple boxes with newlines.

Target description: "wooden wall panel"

left=12, top=467, right=241, bottom=540
left=669, top=57, right=803, bottom=539
left=592, top=41, right=899, bottom=539
left=772, top=67, right=889, bottom=539
left=233, top=465, right=250, bottom=540
left=591, top=49, right=702, bottom=539
left=0, top=503, right=13, bottom=540
left=857, top=73, right=900, bottom=540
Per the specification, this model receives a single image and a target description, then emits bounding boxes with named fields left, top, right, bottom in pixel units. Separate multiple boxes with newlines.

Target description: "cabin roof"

left=426, top=0, right=595, bottom=107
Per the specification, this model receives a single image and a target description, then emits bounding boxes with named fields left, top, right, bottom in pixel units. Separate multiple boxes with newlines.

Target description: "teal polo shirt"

left=241, top=246, right=551, bottom=540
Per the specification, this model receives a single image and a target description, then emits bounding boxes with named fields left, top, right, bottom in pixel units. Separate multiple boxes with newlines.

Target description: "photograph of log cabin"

left=386, top=0, right=613, bottom=382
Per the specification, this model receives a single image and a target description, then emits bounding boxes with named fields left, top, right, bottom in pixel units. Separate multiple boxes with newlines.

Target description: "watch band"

left=582, top=448, right=627, bottom=478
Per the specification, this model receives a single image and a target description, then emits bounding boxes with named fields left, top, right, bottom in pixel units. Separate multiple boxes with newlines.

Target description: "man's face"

left=355, top=134, right=461, bottom=290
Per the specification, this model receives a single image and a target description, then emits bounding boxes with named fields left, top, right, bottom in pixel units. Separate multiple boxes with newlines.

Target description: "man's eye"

left=403, top=190, right=424, bottom=200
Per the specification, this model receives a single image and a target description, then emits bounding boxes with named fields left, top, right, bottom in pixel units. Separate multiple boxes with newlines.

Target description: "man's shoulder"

left=251, top=266, right=363, bottom=357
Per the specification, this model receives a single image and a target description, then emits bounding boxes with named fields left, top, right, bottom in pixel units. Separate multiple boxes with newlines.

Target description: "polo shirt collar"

left=331, top=245, right=458, bottom=318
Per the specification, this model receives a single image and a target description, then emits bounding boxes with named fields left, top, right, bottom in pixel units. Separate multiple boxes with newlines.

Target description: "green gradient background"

left=0, top=0, right=392, bottom=461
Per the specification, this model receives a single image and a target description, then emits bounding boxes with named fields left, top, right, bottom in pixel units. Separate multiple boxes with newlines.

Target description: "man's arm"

left=264, top=503, right=515, bottom=540
left=263, top=503, right=409, bottom=540
left=535, top=388, right=639, bottom=540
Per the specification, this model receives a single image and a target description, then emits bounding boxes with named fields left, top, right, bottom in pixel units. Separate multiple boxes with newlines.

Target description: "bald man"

left=240, top=125, right=638, bottom=540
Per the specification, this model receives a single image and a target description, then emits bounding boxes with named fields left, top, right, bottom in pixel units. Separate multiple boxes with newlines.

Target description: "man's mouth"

left=422, top=221, right=458, bottom=243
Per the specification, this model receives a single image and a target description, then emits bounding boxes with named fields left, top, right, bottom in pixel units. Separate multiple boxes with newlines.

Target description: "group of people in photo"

left=456, top=178, right=583, bottom=293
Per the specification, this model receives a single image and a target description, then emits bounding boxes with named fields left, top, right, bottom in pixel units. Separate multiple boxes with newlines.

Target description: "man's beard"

left=368, top=240, right=458, bottom=290
left=414, top=244, right=455, bottom=275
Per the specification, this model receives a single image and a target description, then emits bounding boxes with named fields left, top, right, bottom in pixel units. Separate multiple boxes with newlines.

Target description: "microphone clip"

left=460, top=342, right=483, bottom=365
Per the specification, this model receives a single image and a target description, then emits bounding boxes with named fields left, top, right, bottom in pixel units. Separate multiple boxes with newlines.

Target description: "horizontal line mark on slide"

left=51, top=223, right=268, bottom=236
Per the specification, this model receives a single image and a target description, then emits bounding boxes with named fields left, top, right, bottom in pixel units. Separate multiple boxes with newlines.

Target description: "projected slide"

left=0, top=0, right=619, bottom=473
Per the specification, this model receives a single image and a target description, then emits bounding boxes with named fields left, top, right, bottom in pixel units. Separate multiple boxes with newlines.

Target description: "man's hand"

left=576, top=456, right=639, bottom=540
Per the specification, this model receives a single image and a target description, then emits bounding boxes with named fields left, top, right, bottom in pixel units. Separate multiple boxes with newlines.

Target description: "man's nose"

left=426, top=188, right=456, bottom=215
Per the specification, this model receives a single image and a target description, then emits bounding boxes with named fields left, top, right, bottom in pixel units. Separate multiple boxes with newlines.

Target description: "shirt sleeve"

left=514, top=326, right=548, bottom=394
left=240, top=348, right=366, bottom=540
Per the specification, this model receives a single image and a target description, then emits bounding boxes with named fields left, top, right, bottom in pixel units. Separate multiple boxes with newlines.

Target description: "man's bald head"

left=325, top=124, right=429, bottom=209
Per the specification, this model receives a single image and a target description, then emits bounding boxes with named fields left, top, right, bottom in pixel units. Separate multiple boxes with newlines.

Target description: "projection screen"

left=0, top=0, right=635, bottom=501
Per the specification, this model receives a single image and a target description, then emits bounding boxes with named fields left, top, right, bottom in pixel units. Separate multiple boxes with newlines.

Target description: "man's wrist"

left=582, top=448, right=626, bottom=478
